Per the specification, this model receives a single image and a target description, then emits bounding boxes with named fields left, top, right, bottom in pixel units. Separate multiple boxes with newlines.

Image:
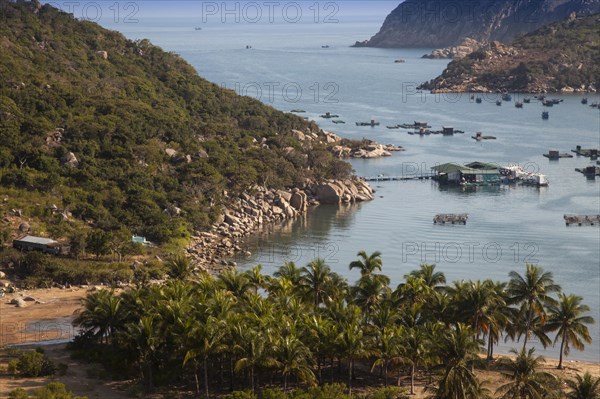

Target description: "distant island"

left=418, top=13, right=600, bottom=93
left=353, top=0, right=600, bottom=48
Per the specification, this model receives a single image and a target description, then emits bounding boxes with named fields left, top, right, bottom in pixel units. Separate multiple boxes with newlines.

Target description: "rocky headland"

left=418, top=13, right=600, bottom=93
left=187, top=178, right=375, bottom=271
left=353, top=0, right=600, bottom=48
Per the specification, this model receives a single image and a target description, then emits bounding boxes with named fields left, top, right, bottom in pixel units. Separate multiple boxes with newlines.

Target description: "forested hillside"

left=0, top=0, right=349, bottom=246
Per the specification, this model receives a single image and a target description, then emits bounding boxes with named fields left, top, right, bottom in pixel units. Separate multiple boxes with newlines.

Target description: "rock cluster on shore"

left=187, top=179, right=374, bottom=271
left=422, top=38, right=483, bottom=60
left=330, top=143, right=404, bottom=159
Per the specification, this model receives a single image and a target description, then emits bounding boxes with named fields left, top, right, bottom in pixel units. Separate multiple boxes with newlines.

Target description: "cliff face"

left=355, top=0, right=600, bottom=48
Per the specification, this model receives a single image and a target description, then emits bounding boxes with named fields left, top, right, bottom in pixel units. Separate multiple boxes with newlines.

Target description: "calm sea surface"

left=103, top=17, right=600, bottom=362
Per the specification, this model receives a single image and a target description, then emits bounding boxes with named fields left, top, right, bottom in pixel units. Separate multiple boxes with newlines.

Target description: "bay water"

left=101, top=15, right=600, bottom=362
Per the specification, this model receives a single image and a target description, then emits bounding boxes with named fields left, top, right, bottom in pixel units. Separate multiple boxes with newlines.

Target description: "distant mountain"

left=354, top=0, right=600, bottom=48
left=418, top=13, right=600, bottom=93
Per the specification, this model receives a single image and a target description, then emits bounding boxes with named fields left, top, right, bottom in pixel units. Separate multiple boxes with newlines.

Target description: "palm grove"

left=71, top=253, right=597, bottom=398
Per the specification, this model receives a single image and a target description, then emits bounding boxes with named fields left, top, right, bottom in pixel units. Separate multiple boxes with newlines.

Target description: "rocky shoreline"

left=421, top=38, right=483, bottom=60
left=187, top=178, right=375, bottom=272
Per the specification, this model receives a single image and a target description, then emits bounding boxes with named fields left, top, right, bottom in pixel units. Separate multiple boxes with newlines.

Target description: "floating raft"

left=356, top=120, right=380, bottom=126
left=564, top=214, right=600, bottom=226
left=332, top=120, right=345, bottom=124
left=543, top=150, right=573, bottom=159
left=290, top=109, right=305, bottom=113
left=575, top=166, right=600, bottom=177
left=433, top=214, right=468, bottom=225
left=320, top=112, right=339, bottom=118
left=572, top=146, right=599, bottom=158
left=398, top=122, right=431, bottom=129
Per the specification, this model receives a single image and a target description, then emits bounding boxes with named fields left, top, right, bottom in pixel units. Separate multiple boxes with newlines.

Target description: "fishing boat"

left=542, top=100, right=554, bottom=107
left=515, top=102, right=523, bottom=108
left=194, top=27, right=202, bottom=30
left=496, top=100, right=502, bottom=106
left=475, top=97, right=482, bottom=104
left=332, top=120, right=345, bottom=124
left=321, top=45, right=330, bottom=48
left=581, top=98, right=588, bottom=104
left=320, top=112, right=339, bottom=119
left=542, top=111, right=549, bottom=119
left=394, top=59, right=405, bottom=63
left=523, top=98, right=531, bottom=103
left=501, top=93, right=512, bottom=101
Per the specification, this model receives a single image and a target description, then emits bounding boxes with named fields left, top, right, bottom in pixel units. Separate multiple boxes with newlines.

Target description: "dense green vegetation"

left=420, top=13, right=600, bottom=92
left=0, top=0, right=350, bottom=248
left=70, top=255, right=595, bottom=398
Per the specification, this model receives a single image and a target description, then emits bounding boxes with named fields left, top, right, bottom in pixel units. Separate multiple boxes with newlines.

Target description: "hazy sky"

left=42, top=1, right=399, bottom=23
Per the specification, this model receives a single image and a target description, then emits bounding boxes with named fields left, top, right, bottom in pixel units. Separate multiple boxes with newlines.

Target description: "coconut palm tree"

left=274, top=335, right=316, bottom=390
left=233, top=323, right=277, bottom=393
left=566, top=373, right=600, bottom=399
left=183, top=316, right=227, bottom=398
left=397, top=326, right=429, bottom=395
left=351, top=275, right=390, bottom=320
left=482, top=282, right=512, bottom=360
left=244, top=264, right=266, bottom=292
left=300, top=258, right=333, bottom=308
left=408, top=264, right=446, bottom=290
left=336, top=304, right=371, bottom=396
left=371, top=325, right=402, bottom=387
left=495, top=348, right=560, bottom=399
left=166, top=254, right=194, bottom=280
left=507, top=264, right=561, bottom=350
left=126, top=315, right=160, bottom=393
left=73, top=289, right=126, bottom=344
left=218, top=268, right=252, bottom=297
left=349, top=250, right=383, bottom=277
left=544, top=293, right=594, bottom=369
left=427, top=323, right=485, bottom=399
left=274, top=261, right=303, bottom=286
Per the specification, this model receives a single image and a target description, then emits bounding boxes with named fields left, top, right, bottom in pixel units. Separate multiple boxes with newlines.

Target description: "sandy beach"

left=0, top=287, right=88, bottom=346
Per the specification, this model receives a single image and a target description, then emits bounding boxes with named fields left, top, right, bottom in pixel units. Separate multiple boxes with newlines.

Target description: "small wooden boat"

left=581, top=98, right=588, bottom=104
left=475, top=97, right=482, bottom=104
left=523, top=98, right=531, bottom=103
left=496, top=100, right=502, bottom=106
left=502, top=93, right=512, bottom=101
left=542, top=111, right=549, bottom=119
left=515, top=102, right=523, bottom=108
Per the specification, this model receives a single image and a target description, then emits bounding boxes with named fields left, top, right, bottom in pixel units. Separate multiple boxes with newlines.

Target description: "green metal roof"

left=431, top=163, right=471, bottom=173
left=462, top=170, right=500, bottom=175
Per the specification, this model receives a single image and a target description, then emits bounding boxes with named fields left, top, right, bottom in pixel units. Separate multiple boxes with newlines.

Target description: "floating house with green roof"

left=431, top=162, right=501, bottom=186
